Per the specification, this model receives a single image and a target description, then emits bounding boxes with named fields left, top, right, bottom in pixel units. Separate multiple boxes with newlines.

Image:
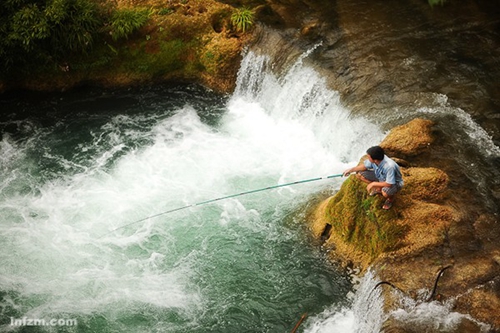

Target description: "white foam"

left=0, top=50, right=383, bottom=325
left=418, top=93, right=500, bottom=157
left=304, top=270, right=385, bottom=333
left=234, top=50, right=383, bottom=163
left=389, top=296, right=491, bottom=332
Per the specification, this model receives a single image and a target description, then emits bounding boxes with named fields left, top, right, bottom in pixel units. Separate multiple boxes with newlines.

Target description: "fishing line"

left=99, top=173, right=344, bottom=238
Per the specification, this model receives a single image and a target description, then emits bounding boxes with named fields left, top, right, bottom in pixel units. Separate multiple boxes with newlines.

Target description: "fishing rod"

left=99, top=173, right=344, bottom=238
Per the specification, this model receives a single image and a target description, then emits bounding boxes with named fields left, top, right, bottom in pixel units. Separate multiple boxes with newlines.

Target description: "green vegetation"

left=0, top=0, right=153, bottom=79
left=109, top=8, right=152, bottom=41
left=123, top=39, right=186, bottom=74
left=428, top=0, right=447, bottom=6
left=0, top=0, right=255, bottom=94
left=157, top=8, right=174, bottom=16
left=0, top=0, right=104, bottom=74
left=231, top=7, right=254, bottom=33
left=325, top=177, right=407, bottom=258
left=0, top=0, right=248, bottom=89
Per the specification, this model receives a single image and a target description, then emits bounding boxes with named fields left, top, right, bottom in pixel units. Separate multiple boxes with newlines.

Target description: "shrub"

left=0, top=0, right=103, bottom=74
left=49, top=0, right=102, bottom=52
left=109, top=8, right=151, bottom=41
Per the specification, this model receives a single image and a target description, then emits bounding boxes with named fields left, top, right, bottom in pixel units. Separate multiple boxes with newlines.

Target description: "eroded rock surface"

left=309, top=118, right=500, bottom=332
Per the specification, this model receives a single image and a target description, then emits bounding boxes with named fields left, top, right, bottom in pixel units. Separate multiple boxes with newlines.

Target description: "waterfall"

left=233, top=49, right=383, bottom=164
left=0, top=49, right=382, bottom=332
left=304, top=271, right=385, bottom=333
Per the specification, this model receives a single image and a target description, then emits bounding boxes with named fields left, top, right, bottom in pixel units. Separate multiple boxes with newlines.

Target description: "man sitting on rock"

left=343, top=146, right=404, bottom=210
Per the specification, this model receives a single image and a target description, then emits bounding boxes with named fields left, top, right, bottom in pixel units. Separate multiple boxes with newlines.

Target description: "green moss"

left=428, top=0, right=447, bottom=7
left=157, top=8, right=174, bottom=16
left=325, top=177, right=406, bottom=258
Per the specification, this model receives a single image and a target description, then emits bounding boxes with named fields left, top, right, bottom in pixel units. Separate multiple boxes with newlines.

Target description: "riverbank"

left=308, top=118, right=500, bottom=332
left=0, top=0, right=255, bottom=94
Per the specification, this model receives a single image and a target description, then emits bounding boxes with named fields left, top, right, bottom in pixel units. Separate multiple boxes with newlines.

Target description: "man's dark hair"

left=367, top=146, right=385, bottom=160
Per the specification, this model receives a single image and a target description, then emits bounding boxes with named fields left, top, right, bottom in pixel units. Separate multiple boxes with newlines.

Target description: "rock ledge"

left=309, top=118, right=500, bottom=332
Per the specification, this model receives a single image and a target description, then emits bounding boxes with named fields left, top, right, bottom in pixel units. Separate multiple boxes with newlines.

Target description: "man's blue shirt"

left=364, top=155, right=404, bottom=186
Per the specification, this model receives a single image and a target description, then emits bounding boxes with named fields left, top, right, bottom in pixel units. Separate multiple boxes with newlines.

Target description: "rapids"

left=1, top=51, right=384, bottom=332
left=1, top=43, right=499, bottom=333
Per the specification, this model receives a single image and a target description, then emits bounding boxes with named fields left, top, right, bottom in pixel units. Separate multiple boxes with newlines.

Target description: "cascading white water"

left=303, top=271, right=386, bottom=333
left=389, top=293, right=492, bottom=332
left=3, top=46, right=494, bottom=333
left=0, top=49, right=384, bottom=332
left=234, top=49, right=382, bottom=164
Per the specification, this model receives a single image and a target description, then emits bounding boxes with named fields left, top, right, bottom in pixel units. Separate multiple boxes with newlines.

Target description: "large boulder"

left=380, top=118, right=435, bottom=159
left=308, top=118, right=500, bottom=332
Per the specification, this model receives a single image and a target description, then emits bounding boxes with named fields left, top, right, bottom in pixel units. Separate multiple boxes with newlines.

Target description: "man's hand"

left=343, top=164, right=367, bottom=177
left=367, top=182, right=391, bottom=193
left=343, top=169, right=352, bottom=177
left=367, top=183, right=382, bottom=193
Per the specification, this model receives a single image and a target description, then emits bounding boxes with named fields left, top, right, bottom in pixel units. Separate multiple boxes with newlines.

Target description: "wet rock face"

left=309, top=118, right=500, bottom=332
left=261, top=0, right=500, bottom=144
left=252, top=0, right=500, bottom=218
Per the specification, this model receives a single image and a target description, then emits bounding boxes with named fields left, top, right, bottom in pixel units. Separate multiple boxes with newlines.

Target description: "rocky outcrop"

left=309, top=118, right=500, bottom=332
left=1, top=0, right=248, bottom=94
left=252, top=0, right=500, bottom=146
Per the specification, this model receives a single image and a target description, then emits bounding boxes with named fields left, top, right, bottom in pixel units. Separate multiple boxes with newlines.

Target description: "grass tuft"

left=230, top=7, right=254, bottom=33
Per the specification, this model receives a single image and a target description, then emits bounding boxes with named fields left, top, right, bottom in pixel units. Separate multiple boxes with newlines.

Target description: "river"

left=1, top=31, right=499, bottom=332
left=0, top=48, right=387, bottom=332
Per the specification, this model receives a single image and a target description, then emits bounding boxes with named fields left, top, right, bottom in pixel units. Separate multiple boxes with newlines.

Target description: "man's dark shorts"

left=359, top=170, right=402, bottom=196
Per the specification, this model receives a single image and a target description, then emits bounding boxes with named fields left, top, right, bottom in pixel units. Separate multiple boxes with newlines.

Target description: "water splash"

left=303, top=271, right=385, bottom=333
left=419, top=93, right=500, bottom=157
left=233, top=50, right=383, bottom=163
left=1, top=53, right=383, bottom=331
left=388, top=292, right=492, bottom=332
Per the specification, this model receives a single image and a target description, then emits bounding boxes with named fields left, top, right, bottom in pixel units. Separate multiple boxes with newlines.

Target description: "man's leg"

left=382, top=184, right=400, bottom=209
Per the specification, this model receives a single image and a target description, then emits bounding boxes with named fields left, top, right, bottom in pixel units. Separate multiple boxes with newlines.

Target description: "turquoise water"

left=0, top=51, right=386, bottom=332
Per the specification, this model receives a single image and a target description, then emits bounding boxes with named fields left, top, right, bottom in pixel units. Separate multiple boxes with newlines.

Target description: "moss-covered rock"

left=1, top=0, right=251, bottom=93
left=324, top=176, right=403, bottom=258
left=401, top=167, right=448, bottom=201
left=380, top=118, right=435, bottom=158
left=308, top=117, right=500, bottom=332
left=311, top=118, right=449, bottom=269
left=200, top=33, right=243, bottom=91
